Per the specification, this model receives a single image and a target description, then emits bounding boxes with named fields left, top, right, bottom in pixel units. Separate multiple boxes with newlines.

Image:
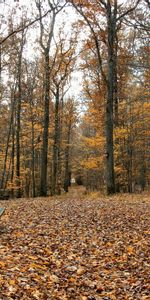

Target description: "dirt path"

left=0, top=188, right=150, bottom=299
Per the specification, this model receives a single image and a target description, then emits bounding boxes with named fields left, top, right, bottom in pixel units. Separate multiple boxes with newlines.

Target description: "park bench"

left=0, top=207, right=5, bottom=217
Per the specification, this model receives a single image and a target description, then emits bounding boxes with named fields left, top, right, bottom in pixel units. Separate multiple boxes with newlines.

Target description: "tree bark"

left=105, top=1, right=116, bottom=194
left=30, top=96, right=36, bottom=197
left=16, top=33, right=24, bottom=198
left=10, top=117, right=15, bottom=198
left=40, top=50, right=50, bottom=196
left=64, top=121, right=71, bottom=193
left=0, top=88, right=16, bottom=189
left=37, top=0, right=56, bottom=196
left=52, top=87, right=61, bottom=195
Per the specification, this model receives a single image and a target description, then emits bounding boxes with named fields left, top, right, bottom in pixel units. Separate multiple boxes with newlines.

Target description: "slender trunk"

left=11, top=119, right=15, bottom=198
left=40, top=51, right=50, bottom=196
left=114, top=33, right=118, bottom=126
left=4, top=153, right=12, bottom=192
left=0, top=44, right=1, bottom=84
left=37, top=6, right=56, bottom=197
left=127, top=140, right=133, bottom=193
left=56, top=147, right=61, bottom=195
left=52, top=87, right=60, bottom=195
left=56, top=96, right=64, bottom=195
left=16, top=35, right=24, bottom=198
left=31, top=103, right=36, bottom=197
left=31, top=124, right=36, bottom=197
left=106, top=4, right=116, bottom=194
left=3, top=100, right=16, bottom=193
left=64, top=121, right=71, bottom=193
left=16, top=76, right=22, bottom=198
left=0, top=95, right=14, bottom=189
left=138, top=102, right=146, bottom=191
left=140, top=163, right=146, bottom=191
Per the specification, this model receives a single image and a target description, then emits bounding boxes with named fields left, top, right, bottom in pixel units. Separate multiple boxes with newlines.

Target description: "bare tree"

left=36, top=0, right=66, bottom=196
left=50, top=33, right=76, bottom=194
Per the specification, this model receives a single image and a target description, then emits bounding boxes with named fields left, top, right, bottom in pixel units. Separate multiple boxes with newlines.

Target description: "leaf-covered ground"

left=0, top=187, right=150, bottom=300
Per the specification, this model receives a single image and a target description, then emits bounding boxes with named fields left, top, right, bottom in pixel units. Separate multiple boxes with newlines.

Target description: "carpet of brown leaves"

left=0, top=187, right=150, bottom=300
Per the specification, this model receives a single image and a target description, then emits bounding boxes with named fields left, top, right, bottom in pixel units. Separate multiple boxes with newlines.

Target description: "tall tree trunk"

left=52, top=87, right=61, bottom=195
left=40, top=51, right=50, bottom=196
left=0, top=44, right=2, bottom=85
left=114, top=32, right=118, bottom=126
left=30, top=99, right=36, bottom=197
left=64, top=121, right=71, bottom=193
left=106, top=3, right=116, bottom=194
left=16, top=69, right=22, bottom=198
left=0, top=90, right=15, bottom=189
left=11, top=118, right=15, bottom=198
left=36, top=0, right=57, bottom=197
left=16, top=34, right=24, bottom=198
left=31, top=122, right=36, bottom=197
left=127, top=139, right=133, bottom=193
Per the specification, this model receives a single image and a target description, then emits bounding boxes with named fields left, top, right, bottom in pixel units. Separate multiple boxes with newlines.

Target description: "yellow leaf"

left=0, top=261, right=6, bottom=268
left=44, top=248, right=53, bottom=256
left=77, top=267, right=85, bottom=275
left=9, top=280, right=16, bottom=285
left=14, top=231, right=24, bottom=237
left=106, top=242, right=112, bottom=247
left=127, top=246, right=134, bottom=255
left=81, top=297, right=88, bottom=300
left=28, top=256, right=38, bottom=260
left=69, top=277, right=76, bottom=283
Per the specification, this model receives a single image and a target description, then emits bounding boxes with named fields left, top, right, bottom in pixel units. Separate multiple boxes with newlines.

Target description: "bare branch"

left=117, top=0, right=141, bottom=21
left=71, top=2, right=107, bottom=85
left=0, top=9, right=52, bottom=45
left=99, top=0, right=107, bottom=10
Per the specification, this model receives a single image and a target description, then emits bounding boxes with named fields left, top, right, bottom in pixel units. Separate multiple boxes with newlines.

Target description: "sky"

left=0, top=0, right=84, bottom=101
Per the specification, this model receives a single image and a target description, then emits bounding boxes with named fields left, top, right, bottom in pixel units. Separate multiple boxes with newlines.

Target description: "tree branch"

left=0, top=9, right=52, bottom=45
left=71, top=2, right=107, bottom=85
left=117, top=0, right=141, bottom=21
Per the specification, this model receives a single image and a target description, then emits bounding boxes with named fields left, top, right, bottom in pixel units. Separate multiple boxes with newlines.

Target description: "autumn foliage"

left=0, top=0, right=149, bottom=196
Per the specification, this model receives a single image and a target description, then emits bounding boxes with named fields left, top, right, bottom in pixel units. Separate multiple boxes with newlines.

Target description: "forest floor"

left=0, top=187, right=150, bottom=300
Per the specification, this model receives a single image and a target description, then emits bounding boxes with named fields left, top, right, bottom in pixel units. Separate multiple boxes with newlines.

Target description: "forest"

left=0, top=1, right=150, bottom=299
left=0, top=0, right=149, bottom=198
